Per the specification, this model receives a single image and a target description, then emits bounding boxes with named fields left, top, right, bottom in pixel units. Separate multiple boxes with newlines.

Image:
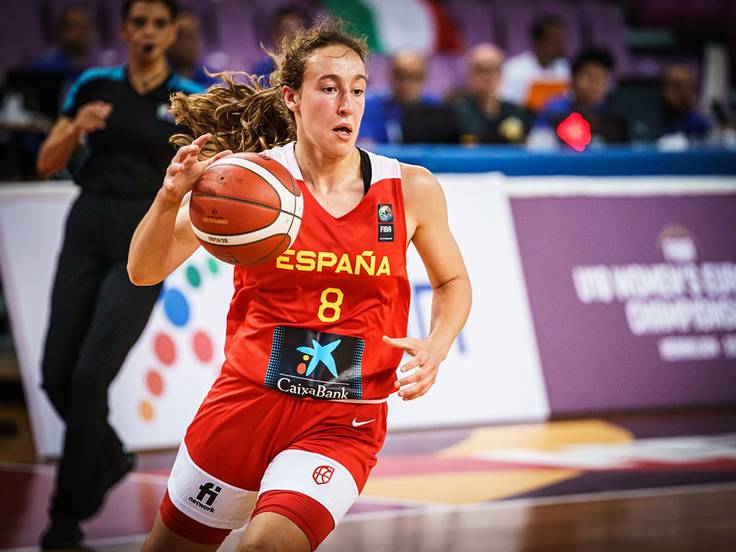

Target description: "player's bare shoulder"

left=400, top=162, right=448, bottom=241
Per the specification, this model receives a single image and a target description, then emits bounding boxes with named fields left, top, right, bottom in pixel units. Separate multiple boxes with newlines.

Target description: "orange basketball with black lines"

left=189, top=153, right=303, bottom=266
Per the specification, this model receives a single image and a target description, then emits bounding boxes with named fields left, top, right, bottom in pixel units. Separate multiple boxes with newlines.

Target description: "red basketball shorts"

left=160, top=367, right=388, bottom=549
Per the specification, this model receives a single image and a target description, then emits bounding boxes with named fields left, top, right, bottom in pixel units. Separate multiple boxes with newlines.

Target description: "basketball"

left=189, top=153, right=303, bottom=266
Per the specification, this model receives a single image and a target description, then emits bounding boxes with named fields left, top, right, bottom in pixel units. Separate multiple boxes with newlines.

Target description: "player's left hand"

left=382, top=335, right=450, bottom=400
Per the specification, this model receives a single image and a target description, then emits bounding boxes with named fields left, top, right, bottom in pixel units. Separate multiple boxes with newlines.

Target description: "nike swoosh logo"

left=352, top=418, right=375, bottom=428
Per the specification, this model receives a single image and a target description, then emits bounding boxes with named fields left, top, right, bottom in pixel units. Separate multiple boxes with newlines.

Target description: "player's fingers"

left=176, top=144, right=200, bottom=162
left=399, top=355, right=422, bottom=373
left=402, top=380, right=432, bottom=400
left=397, top=381, right=418, bottom=399
left=203, top=149, right=233, bottom=167
left=382, top=335, right=418, bottom=354
left=191, top=133, right=212, bottom=147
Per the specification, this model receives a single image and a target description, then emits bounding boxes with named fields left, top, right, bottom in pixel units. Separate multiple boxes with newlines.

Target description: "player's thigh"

left=237, top=512, right=310, bottom=552
left=143, top=513, right=220, bottom=552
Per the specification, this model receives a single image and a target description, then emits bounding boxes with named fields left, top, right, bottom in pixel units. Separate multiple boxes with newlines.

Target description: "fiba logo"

left=312, top=465, right=335, bottom=485
left=196, top=482, right=222, bottom=506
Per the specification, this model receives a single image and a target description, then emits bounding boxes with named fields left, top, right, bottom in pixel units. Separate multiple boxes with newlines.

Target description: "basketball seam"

left=252, top=234, right=291, bottom=265
left=191, top=193, right=303, bottom=221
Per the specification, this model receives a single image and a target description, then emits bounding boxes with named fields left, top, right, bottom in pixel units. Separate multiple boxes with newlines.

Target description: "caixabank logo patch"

left=265, top=327, right=365, bottom=400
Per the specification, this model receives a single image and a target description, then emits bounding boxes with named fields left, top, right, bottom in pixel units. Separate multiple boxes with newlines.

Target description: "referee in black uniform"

left=35, top=0, right=203, bottom=548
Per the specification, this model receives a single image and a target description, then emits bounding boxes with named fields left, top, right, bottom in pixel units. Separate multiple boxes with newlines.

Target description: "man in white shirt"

left=500, top=14, right=570, bottom=109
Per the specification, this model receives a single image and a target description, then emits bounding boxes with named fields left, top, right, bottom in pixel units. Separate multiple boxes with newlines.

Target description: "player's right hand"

left=161, top=133, right=233, bottom=203
left=72, top=101, right=113, bottom=135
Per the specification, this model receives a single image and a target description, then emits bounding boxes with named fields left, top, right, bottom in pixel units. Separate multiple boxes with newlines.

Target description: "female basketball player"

left=129, top=18, right=471, bottom=552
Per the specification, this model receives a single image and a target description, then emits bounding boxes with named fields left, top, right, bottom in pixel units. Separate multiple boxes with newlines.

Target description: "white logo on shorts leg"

left=312, top=465, right=335, bottom=485
left=352, top=418, right=375, bottom=427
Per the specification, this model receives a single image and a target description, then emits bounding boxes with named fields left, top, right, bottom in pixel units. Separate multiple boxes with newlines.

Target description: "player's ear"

left=282, top=86, right=300, bottom=115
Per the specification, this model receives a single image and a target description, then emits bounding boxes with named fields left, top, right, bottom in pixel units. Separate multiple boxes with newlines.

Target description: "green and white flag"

left=321, top=0, right=462, bottom=55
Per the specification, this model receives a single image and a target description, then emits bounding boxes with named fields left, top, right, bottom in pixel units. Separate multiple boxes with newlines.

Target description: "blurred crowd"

left=0, top=1, right=735, bottom=180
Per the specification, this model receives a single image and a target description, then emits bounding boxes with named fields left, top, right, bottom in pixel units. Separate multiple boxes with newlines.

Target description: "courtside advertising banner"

left=509, top=177, right=736, bottom=414
left=1, top=176, right=549, bottom=457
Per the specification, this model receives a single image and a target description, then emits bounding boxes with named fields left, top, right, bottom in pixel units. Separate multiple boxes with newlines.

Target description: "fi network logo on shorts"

left=265, top=327, right=365, bottom=400
left=313, top=465, right=335, bottom=485
left=188, top=481, right=222, bottom=513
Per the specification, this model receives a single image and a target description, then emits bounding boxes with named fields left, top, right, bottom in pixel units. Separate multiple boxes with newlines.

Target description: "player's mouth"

left=333, top=124, right=353, bottom=139
left=142, top=43, right=155, bottom=54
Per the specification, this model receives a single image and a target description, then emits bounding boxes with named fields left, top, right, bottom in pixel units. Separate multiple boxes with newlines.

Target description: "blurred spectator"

left=0, top=5, right=95, bottom=180
left=168, top=11, right=217, bottom=87
left=32, top=4, right=96, bottom=81
left=252, top=6, right=310, bottom=82
left=359, top=50, right=441, bottom=144
left=658, top=64, right=711, bottom=141
left=450, top=44, right=530, bottom=144
left=532, top=48, right=628, bottom=146
left=499, top=14, right=570, bottom=111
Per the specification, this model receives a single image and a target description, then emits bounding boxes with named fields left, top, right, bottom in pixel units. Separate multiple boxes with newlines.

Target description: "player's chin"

left=325, top=134, right=356, bottom=155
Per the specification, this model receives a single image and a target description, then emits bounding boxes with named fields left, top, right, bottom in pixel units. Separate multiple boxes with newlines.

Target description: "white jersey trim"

left=167, top=442, right=256, bottom=529
left=258, top=449, right=359, bottom=524
left=365, top=149, right=401, bottom=184
left=263, top=142, right=401, bottom=186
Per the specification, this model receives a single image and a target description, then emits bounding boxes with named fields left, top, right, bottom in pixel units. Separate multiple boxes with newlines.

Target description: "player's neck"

left=294, top=140, right=361, bottom=195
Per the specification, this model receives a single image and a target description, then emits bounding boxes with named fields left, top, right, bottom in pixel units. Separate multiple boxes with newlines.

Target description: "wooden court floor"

left=2, top=404, right=735, bottom=551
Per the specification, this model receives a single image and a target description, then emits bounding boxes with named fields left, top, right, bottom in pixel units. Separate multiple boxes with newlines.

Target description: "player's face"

left=122, top=1, right=177, bottom=63
left=287, top=45, right=367, bottom=158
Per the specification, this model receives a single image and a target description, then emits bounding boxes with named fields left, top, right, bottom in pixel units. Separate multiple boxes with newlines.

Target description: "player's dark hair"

left=169, top=16, right=368, bottom=155
left=530, top=13, right=564, bottom=42
left=122, top=0, right=179, bottom=20
left=572, top=48, right=615, bottom=76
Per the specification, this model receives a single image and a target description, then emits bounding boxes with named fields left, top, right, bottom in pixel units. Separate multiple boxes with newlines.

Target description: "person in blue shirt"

left=659, top=64, right=711, bottom=140
left=32, top=4, right=96, bottom=81
left=534, top=48, right=629, bottom=144
left=359, top=50, right=441, bottom=144
left=167, top=11, right=218, bottom=88
left=252, top=6, right=310, bottom=82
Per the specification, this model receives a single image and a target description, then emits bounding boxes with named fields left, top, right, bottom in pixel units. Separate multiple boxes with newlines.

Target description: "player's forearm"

left=428, top=274, right=472, bottom=355
left=36, top=124, right=82, bottom=177
left=127, top=190, right=181, bottom=286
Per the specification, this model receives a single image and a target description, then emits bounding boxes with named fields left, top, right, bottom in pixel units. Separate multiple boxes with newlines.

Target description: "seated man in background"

left=168, top=11, right=217, bottom=87
left=450, top=43, right=530, bottom=144
left=658, top=63, right=711, bottom=142
left=499, top=13, right=570, bottom=111
left=359, top=50, right=444, bottom=144
left=532, top=48, right=628, bottom=146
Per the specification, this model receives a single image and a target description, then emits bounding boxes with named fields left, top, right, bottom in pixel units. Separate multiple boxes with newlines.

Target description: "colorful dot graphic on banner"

left=139, top=400, right=154, bottom=422
left=163, top=287, right=190, bottom=327
left=139, top=259, right=225, bottom=422
left=154, top=332, right=177, bottom=366
left=146, top=369, right=164, bottom=396
left=193, top=331, right=214, bottom=363
left=186, top=265, right=201, bottom=288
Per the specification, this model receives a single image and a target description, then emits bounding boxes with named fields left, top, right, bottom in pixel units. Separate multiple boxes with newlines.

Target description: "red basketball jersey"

left=222, top=142, right=410, bottom=401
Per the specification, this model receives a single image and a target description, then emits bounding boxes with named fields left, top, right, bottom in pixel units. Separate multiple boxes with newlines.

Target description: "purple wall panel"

left=510, top=193, right=736, bottom=414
